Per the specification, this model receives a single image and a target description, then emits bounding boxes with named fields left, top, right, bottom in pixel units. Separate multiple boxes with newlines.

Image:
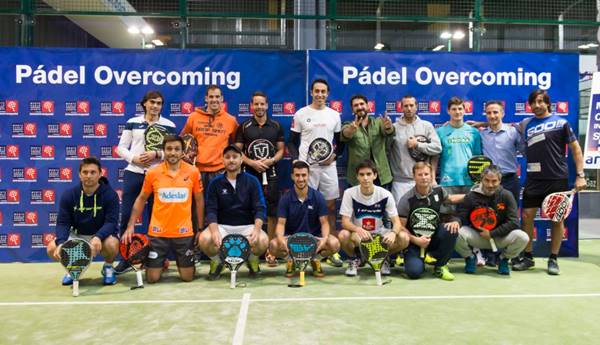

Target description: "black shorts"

left=264, top=179, right=281, bottom=218
left=522, top=179, right=568, bottom=209
left=147, top=236, right=195, bottom=268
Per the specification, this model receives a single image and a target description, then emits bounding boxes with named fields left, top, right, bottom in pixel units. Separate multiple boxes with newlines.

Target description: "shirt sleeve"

left=334, top=113, right=342, bottom=132
left=338, top=190, right=353, bottom=218
left=563, top=120, right=577, bottom=143
left=277, top=193, right=289, bottom=219
left=472, top=128, right=482, bottom=155
left=234, top=122, right=245, bottom=144
left=95, top=189, right=120, bottom=241
left=397, top=194, right=410, bottom=218
left=192, top=168, right=202, bottom=193
left=205, top=179, right=219, bottom=224
left=55, top=191, right=75, bottom=245
left=316, top=191, right=329, bottom=217
left=291, top=113, right=302, bottom=133
left=141, top=172, right=154, bottom=195
left=385, top=190, right=398, bottom=217
left=116, top=121, right=135, bottom=164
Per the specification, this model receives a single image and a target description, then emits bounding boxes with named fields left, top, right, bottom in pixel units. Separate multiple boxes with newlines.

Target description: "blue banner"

left=309, top=50, right=579, bottom=257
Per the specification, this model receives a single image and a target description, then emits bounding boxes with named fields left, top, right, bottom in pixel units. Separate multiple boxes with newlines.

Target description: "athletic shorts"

left=67, top=233, right=95, bottom=242
left=147, top=236, right=195, bottom=268
left=522, top=179, right=568, bottom=209
left=308, top=164, right=340, bottom=200
left=217, top=224, right=255, bottom=239
left=258, top=178, right=280, bottom=218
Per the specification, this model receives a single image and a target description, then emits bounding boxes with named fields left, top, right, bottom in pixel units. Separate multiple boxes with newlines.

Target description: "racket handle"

left=299, top=271, right=305, bottom=287
left=490, top=238, right=498, bottom=252
left=72, top=280, right=79, bottom=297
left=230, top=271, right=237, bottom=289
left=375, top=271, right=383, bottom=286
left=420, top=247, right=425, bottom=258
left=262, top=172, right=267, bottom=186
left=135, top=270, right=144, bottom=288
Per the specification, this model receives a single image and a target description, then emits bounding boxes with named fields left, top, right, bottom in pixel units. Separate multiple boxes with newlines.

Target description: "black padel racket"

left=408, top=135, right=431, bottom=162
left=119, top=233, right=150, bottom=289
left=467, top=155, right=493, bottom=183
left=409, top=207, right=440, bottom=258
left=470, top=206, right=498, bottom=252
left=247, top=139, right=276, bottom=189
left=144, top=123, right=170, bottom=151
left=359, top=234, right=390, bottom=286
left=220, top=234, right=251, bottom=289
left=181, top=133, right=198, bottom=165
left=60, top=239, right=92, bottom=297
left=287, top=232, right=318, bottom=287
left=306, top=138, right=333, bottom=165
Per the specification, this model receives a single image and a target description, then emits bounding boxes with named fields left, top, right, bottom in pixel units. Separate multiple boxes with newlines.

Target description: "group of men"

left=46, top=80, right=587, bottom=287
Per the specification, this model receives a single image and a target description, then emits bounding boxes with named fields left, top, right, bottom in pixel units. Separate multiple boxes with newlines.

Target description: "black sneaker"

left=547, top=258, right=560, bottom=275
left=512, top=256, right=535, bottom=271
left=206, top=260, right=224, bottom=281
left=113, top=261, right=133, bottom=275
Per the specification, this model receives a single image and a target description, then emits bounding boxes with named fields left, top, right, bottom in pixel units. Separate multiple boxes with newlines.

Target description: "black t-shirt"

left=397, top=186, right=447, bottom=235
left=234, top=117, right=284, bottom=176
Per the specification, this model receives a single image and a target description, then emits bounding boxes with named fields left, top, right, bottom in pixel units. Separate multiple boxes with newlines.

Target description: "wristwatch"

left=577, top=171, right=585, bottom=178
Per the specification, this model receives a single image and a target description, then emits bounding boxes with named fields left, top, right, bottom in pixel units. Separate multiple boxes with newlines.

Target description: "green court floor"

left=1, top=240, right=600, bottom=345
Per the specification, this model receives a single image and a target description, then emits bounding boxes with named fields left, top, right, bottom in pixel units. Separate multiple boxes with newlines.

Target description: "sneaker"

left=345, top=258, right=359, bottom=277
left=395, top=255, right=404, bottom=267
left=326, top=252, right=344, bottom=267
left=433, top=265, right=455, bottom=281
left=113, top=261, right=133, bottom=275
left=512, top=255, right=535, bottom=271
left=247, top=258, right=261, bottom=278
left=311, top=259, right=325, bottom=278
left=265, top=250, right=278, bottom=267
left=206, top=260, right=224, bottom=281
left=381, top=259, right=391, bottom=276
left=498, top=258, right=510, bottom=275
left=464, top=256, right=476, bottom=274
left=102, top=264, right=117, bottom=285
left=285, top=259, right=296, bottom=278
left=62, top=273, right=73, bottom=286
left=424, top=254, right=437, bottom=265
left=547, top=258, right=560, bottom=275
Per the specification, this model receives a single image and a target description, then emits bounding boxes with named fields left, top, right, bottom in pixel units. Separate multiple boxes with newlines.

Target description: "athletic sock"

left=210, top=255, right=221, bottom=263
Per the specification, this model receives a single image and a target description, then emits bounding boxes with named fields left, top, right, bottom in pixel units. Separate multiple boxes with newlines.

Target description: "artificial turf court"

left=1, top=240, right=600, bottom=345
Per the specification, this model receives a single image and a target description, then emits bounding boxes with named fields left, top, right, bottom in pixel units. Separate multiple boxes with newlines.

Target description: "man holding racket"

left=235, top=91, right=285, bottom=266
left=341, top=94, right=395, bottom=189
left=122, top=135, right=204, bottom=283
left=513, top=89, right=586, bottom=275
left=456, top=165, right=529, bottom=275
left=198, top=144, right=269, bottom=280
left=338, top=160, right=410, bottom=277
left=288, top=79, right=344, bottom=267
left=389, top=94, right=442, bottom=204
left=397, top=162, right=464, bottom=281
left=46, top=157, right=120, bottom=286
left=115, top=90, right=176, bottom=275
left=270, top=161, right=340, bottom=277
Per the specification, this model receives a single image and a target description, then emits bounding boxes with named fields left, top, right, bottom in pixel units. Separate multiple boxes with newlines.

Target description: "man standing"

left=389, top=95, right=442, bottom=203
left=288, top=79, right=344, bottom=267
left=47, top=157, right=120, bottom=286
left=513, top=89, right=586, bottom=275
left=235, top=91, right=285, bottom=265
left=115, top=90, right=176, bottom=274
left=433, top=97, right=482, bottom=194
left=397, top=162, right=463, bottom=281
left=270, top=161, right=340, bottom=277
left=338, top=160, right=410, bottom=277
left=122, top=135, right=204, bottom=283
left=340, top=94, right=395, bottom=188
left=198, top=145, right=269, bottom=280
left=456, top=165, right=529, bottom=275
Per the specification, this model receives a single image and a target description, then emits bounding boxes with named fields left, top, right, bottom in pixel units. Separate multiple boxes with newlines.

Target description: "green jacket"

left=341, top=116, right=394, bottom=186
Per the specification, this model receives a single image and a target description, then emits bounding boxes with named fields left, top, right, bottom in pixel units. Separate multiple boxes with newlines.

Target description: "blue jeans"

left=501, top=173, right=520, bottom=205
left=404, top=224, right=458, bottom=279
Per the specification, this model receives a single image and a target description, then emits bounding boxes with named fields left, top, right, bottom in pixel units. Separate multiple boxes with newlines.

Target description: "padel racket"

left=219, top=234, right=251, bottom=289
left=144, top=123, right=170, bottom=151
left=467, top=155, right=493, bottom=183
left=306, top=138, right=333, bottom=165
left=359, top=234, right=390, bottom=286
left=409, top=207, right=439, bottom=258
left=181, top=133, right=198, bottom=165
left=119, top=233, right=150, bottom=290
left=287, top=232, right=318, bottom=287
left=247, top=139, right=276, bottom=189
left=408, top=135, right=431, bottom=162
left=470, top=206, right=498, bottom=252
left=542, top=189, right=576, bottom=222
left=60, top=239, right=92, bottom=297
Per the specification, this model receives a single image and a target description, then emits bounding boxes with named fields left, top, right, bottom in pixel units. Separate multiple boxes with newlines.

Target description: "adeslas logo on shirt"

left=157, top=188, right=189, bottom=203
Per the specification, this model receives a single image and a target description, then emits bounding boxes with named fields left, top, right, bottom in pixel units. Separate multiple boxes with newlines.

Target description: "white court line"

left=232, top=293, right=251, bottom=345
left=2, top=292, right=600, bottom=307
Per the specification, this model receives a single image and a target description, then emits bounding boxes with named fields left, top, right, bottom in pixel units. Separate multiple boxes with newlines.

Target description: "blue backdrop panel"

left=0, top=48, right=305, bottom=262
left=309, top=51, right=579, bottom=257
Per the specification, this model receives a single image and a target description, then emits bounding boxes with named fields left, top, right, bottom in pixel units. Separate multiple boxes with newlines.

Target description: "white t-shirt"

left=339, top=185, right=397, bottom=232
left=291, top=105, right=341, bottom=162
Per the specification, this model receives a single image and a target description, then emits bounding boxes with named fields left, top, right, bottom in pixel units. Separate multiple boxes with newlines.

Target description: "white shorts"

left=308, top=164, right=339, bottom=200
left=67, top=233, right=94, bottom=242
left=218, top=224, right=255, bottom=239
left=392, top=181, right=415, bottom=208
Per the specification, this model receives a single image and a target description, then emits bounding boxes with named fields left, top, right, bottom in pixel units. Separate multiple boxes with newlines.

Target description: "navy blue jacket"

left=55, top=177, right=119, bottom=245
left=206, top=172, right=266, bottom=226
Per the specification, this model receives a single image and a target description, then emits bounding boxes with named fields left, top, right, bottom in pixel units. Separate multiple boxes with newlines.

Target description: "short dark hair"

left=412, top=161, right=433, bottom=174
left=401, top=94, right=416, bottom=104
left=350, top=94, right=368, bottom=109
left=79, top=156, right=102, bottom=172
left=140, top=90, right=164, bottom=113
left=292, top=160, right=310, bottom=173
left=481, top=164, right=503, bottom=180
left=355, top=159, right=378, bottom=175
left=528, top=89, right=551, bottom=107
left=205, top=85, right=222, bottom=96
left=311, top=79, right=329, bottom=92
left=485, top=100, right=504, bottom=110
left=447, top=96, right=464, bottom=109
left=251, top=91, right=268, bottom=103
left=163, top=135, right=184, bottom=149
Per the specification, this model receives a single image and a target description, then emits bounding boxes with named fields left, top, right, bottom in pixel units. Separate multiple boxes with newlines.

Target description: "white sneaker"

left=381, top=260, right=391, bottom=276
left=345, top=259, right=359, bottom=276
